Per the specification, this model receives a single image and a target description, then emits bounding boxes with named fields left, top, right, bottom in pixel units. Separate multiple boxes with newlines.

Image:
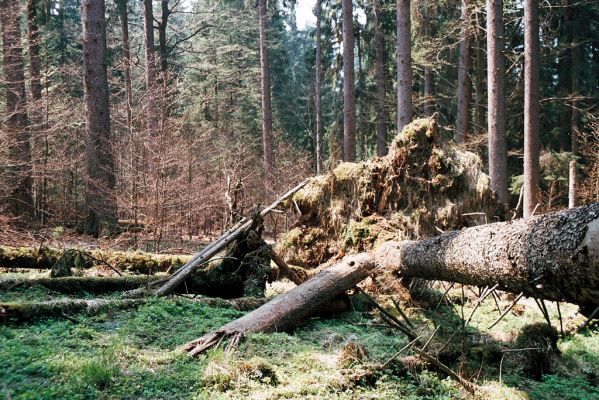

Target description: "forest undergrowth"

left=1, top=278, right=598, bottom=400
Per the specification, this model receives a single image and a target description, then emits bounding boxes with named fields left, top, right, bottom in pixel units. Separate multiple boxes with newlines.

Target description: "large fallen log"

left=184, top=253, right=375, bottom=356
left=184, top=204, right=599, bottom=355
left=375, top=202, right=599, bottom=314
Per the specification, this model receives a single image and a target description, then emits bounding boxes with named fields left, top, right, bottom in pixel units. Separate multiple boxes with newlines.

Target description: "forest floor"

left=1, top=272, right=598, bottom=400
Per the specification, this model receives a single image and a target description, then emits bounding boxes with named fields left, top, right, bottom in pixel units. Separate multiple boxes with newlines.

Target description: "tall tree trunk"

left=117, top=0, right=133, bottom=138
left=1, top=0, right=34, bottom=216
left=455, top=0, right=472, bottom=143
left=27, top=0, right=42, bottom=106
left=474, top=13, right=485, bottom=133
left=159, top=0, right=169, bottom=74
left=258, top=0, right=273, bottom=194
left=342, top=0, right=356, bottom=162
left=523, top=0, right=541, bottom=217
left=396, top=0, right=413, bottom=132
left=81, top=0, right=117, bottom=236
left=423, top=5, right=433, bottom=117
left=143, top=0, right=159, bottom=138
left=27, top=0, right=43, bottom=218
left=486, top=0, right=509, bottom=206
left=315, top=0, right=323, bottom=173
left=373, top=0, right=387, bottom=156
left=357, top=27, right=366, bottom=160
left=569, top=35, right=579, bottom=208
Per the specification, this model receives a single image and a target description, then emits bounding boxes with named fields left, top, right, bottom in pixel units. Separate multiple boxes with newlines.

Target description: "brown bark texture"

left=184, top=253, right=375, bottom=356
left=82, top=0, right=117, bottom=236
left=568, top=7, right=579, bottom=209
left=523, top=0, right=541, bottom=217
left=455, top=0, right=472, bottom=143
left=258, top=0, right=274, bottom=193
left=315, top=0, right=323, bottom=173
left=376, top=203, right=599, bottom=313
left=396, top=0, right=413, bottom=132
left=342, top=0, right=356, bottom=162
left=143, top=0, right=160, bottom=137
left=117, top=0, right=133, bottom=137
left=486, top=0, right=509, bottom=205
left=423, top=5, right=433, bottom=117
left=373, top=0, right=387, bottom=156
left=1, top=0, right=34, bottom=216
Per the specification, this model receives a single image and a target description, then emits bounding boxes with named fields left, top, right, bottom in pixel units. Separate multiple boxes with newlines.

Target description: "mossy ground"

left=1, top=282, right=597, bottom=399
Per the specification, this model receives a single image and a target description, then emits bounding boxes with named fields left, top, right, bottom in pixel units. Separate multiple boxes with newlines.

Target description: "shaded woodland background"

left=0, top=0, right=597, bottom=252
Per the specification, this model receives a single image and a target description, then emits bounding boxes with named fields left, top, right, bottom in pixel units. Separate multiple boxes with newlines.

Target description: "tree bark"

left=455, top=0, right=472, bottom=143
left=376, top=203, right=599, bottom=313
left=373, top=0, right=387, bottom=156
left=568, top=5, right=579, bottom=209
left=474, top=14, right=485, bottom=133
left=27, top=0, right=42, bottom=106
left=184, top=253, right=375, bottom=356
left=396, top=0, right=413, bottom=132
left=117, top=0, right=133, bottom=138
left=258, top=0, right=274, bottom=194
left=1, top=0, right=34, bottom=216
left=315, top=0, right=323, bottom=173
left=342, top=0, right=356, bottom=162
left=81, top=0, right=117, bottom=236
left=486, top=0, right=509, bottom=206
left=158, top=0, right=170, bottom=74
left=143, top=0, right=160, bottom=137
left=523, top=0, right=541, bottom=217
left=423, top=5, right=434, bottom=117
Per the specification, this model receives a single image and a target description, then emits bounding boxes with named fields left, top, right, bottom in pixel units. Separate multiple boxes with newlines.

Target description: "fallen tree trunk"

left=0, top=275, right=163, bottom=294
left=185, top=204, right=599, bottom=355
left=0, top=245, right=190, bottom=274
left=0, top=298, right=146, bottom=322
left=0, top=296, right=267, bottom=323
left=375, top=202, right=599, bottom=314
left=184, top=253, right=375, bottom=356
left=156, top=180, right=308, bottom=296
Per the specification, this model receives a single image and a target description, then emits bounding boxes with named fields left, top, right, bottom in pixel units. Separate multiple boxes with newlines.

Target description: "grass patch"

left=1, top=283, right=597, bottom=399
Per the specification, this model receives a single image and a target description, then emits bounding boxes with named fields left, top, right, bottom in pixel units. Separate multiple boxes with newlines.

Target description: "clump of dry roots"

left=277, top=118, right=503, bottom=269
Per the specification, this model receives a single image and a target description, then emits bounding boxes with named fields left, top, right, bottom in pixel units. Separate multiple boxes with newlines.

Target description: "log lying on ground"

left=155, top=180, right=308, bottom=296
left=0, top=296, right=267, bottom=323
left=375, top=202, right=599, bottom=314
left=0, top=245, right=190, bottom=274
left=0, top=275, right=163, bottom=294
left=185, top=204, right=599, bottom=355
left=0, top=298, right=146, bottom=322
left=184, top=253, right=375, bottom=356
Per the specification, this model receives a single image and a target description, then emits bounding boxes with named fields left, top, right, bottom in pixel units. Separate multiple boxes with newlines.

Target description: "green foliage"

left=529, top=375, right=599, bottom=400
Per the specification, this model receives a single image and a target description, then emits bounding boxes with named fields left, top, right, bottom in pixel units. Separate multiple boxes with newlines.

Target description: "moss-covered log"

left=0, top=275, right=163, bottom=294
left=0, top=296, right=267, bottom=323
left=0, top=245, right=190, bottom=274
left=375, top=203, right=599, bottom=314
left=0, top=298, right=146, bottom=322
